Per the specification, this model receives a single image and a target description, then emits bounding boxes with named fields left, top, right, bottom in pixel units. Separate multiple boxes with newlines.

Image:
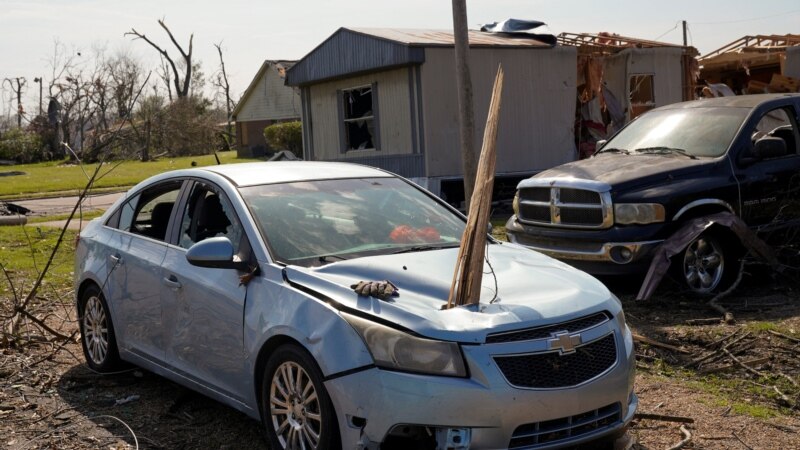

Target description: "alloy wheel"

left=682, top=236, right=725, bottom=294
left=83, top=295, right=109, bottom=365
left=270, top=361, right=323, bottom=449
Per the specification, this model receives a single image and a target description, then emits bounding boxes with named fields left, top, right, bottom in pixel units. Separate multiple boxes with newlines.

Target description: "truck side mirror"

left=754, top=136, right=787, bottom=160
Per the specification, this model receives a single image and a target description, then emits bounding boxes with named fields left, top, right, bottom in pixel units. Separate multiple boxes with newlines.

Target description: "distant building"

left=285, top=27, right=577, bottom=201
left=233, top=60, right=300, bottom=157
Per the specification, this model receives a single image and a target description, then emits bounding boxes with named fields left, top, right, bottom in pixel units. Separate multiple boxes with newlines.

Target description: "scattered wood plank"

left=633, top=333, right=691, bottom=355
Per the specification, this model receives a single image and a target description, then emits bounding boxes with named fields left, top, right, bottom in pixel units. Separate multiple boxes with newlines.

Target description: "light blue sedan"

left=75, top=161, right=637, bottom=449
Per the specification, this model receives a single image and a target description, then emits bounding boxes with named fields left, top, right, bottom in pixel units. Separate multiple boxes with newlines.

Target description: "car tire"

left=676, top=231, right=738, bottom=295
left=78, top=284, right=123, bottom=372
left=261, top=344, right=340, bottom=450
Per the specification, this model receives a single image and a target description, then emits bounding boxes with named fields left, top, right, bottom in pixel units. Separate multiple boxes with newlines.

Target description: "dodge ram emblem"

left=548, top=331, right=582, bottom=355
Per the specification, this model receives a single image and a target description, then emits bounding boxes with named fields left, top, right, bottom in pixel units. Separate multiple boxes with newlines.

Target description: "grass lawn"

left=0, top=224, right=76, bottom=300
left=0, top=151, right=259, bottom=200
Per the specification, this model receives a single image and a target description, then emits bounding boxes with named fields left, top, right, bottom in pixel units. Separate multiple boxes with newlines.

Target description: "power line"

left=653, top=21, right=680, bottom=41
left=694, top=8, right=800, bottom=25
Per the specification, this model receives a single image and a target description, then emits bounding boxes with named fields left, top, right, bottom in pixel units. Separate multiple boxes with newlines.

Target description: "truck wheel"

left=679, top=231, right=734, bottom=295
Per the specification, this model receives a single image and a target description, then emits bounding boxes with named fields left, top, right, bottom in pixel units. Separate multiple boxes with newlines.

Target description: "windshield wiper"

left=391, top=243, right=459, bottom=254
left=318, top=254, right=349, bottom=263
left=597, top=147, right=630, bottom=155
left=634, top=146, right=697, bottom=159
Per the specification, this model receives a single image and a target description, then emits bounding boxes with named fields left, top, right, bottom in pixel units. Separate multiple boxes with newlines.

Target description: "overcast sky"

left=2, top=0, right=799, bottom=112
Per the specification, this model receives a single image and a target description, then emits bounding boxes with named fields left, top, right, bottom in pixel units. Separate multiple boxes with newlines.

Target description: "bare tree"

left=126, top=19, right=193, bottom=99
left=212, top=41, right=236, bottom=149
left=3, top=77, right=27, bottom=128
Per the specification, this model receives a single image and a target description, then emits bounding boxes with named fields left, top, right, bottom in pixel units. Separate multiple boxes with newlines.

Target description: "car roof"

left=657, top=93, right=800, bottom=111
left=199, top=161, right=394, bottom=187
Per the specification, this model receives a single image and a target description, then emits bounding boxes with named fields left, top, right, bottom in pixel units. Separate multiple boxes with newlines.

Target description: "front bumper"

left=325, top=322, right=637, bottom=449
left=506, top=215, right=666, bottom=275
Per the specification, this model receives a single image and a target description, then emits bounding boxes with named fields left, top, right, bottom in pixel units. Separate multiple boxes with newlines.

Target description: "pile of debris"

left=0, top=201, right=29, bottom=225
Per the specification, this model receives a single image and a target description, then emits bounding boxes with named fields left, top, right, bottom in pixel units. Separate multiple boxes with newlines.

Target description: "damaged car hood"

left=283, top=243, right=617, bottom=343
left=536, top=153, right=714, bottom=188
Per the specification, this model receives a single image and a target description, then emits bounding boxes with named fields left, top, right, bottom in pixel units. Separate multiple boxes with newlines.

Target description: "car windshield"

left=602, top=107, right=749, bottom=158
left=240, top=177, right=465, bottom=267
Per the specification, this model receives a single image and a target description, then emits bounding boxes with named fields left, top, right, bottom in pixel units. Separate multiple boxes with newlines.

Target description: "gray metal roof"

left=285, top=27, right=551, bottom=86
left=202, top=161, right=393, bottom=187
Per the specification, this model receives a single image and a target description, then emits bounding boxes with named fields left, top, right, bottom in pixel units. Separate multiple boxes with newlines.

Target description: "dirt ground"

left=1, top=272, right=799, bottom=449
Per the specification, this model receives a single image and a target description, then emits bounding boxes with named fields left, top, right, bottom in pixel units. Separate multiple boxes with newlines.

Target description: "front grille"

left=509, top=403, right=621, bottom=449
left=494, top=334, right=617, bottom=389
left=560, top=208, right=604, bottom=225
left=516, top=184, right=610, bottom=229
left=486, top=312, right=610, bottom=344
left=519, top=203, right=550, bottom=222
left=559, top=188, right=601, bottom=204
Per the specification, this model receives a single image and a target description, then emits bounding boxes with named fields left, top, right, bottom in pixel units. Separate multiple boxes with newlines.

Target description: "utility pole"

left=33, top=77, right=43, bottom=116
left=682, top=20, right=687, bottom=46
left=452, top=0, right=477, bottom=211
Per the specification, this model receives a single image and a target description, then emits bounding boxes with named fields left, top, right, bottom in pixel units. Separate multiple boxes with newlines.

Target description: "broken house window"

left=340, top=85, right=378, bottom=151
left=629, top=74, right=655, bottom=119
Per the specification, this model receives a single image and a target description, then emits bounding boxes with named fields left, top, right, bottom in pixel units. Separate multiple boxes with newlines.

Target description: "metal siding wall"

left=308, top=67, right=414, bottom=160
left=330, top=154, right=424, bottom=178
left=287, top=30, right=425, bottom=86
left=421, top=46, right=577, bottom=178
left=237, top=66, right=302, bottom=121
left=786, top=47, right=800, bottom=78
left=627, top=48, right=684, bottom=108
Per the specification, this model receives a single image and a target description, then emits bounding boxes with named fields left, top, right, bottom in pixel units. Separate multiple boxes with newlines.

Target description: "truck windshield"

left=240, top=177, right=465, bottom=267
left=603, top=107, right=749, bottom=157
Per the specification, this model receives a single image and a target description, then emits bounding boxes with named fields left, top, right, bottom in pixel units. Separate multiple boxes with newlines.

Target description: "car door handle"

left=162, top=275, right=182, bottom=289
left=109, top=254, right=124, bottom=266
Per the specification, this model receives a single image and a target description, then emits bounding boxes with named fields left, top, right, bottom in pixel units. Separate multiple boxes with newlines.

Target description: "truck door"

left=737, top=105, right=800, bottom=227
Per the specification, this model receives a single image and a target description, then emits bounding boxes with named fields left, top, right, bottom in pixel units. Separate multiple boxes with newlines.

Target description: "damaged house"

left=284, top=27, right=577, bottom=202
left=557, top=32, right=698, bottom=158
left=699, top=34, right=800, bottom=95
left=233, top=60, right=300, bottom=157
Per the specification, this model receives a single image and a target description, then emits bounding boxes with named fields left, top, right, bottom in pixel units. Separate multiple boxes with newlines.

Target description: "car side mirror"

left=186, top=237, right=247, bottom=270
left=596, top=139, right=607, bottom=150
left=754, top=136, right=787, bottom=160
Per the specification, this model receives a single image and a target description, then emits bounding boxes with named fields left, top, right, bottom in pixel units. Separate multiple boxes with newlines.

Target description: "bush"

left=263, top=121, right=302, bottom=157
left=0, top=128, right=45, bottom=163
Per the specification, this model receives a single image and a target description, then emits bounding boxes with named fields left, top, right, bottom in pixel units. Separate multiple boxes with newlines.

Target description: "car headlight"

left=512, top=192, right=520, bottom=216
left=614, top=203, right=665, bottom=225
left=342, top=313, right=467, bottom=377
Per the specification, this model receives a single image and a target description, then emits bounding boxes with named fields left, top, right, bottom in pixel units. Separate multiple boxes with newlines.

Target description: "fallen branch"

left=635, top=412, right=694, bottom=424
left=666, top=425, right=692, bottom=450
left=685, top=317, right=722, bottom=326
left=768, top=329, right=800, bottom=344
left=633, top=333, right=691, bottom=355
left=698, top=356, right=770, bottom=374
left=722, top=348, right=763, bottom=378
left=707, top=259, right=746, bottom=324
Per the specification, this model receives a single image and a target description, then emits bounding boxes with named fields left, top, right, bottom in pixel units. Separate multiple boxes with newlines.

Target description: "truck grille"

left=508, top=403, right=621, bottom=449
left=516, top=184, right=612, bottom=229
left=494, top=334, right=617, bottom=389
left=486, top=312, right=610, bottom=344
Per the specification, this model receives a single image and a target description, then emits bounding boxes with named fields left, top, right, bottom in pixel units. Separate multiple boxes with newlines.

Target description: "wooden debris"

left=634, top=412, right=694, bottom=424
left=685, top=317, right=722, bottom=326
left=633, top=333, right=691, bottom=355
left=767, top=329, right=800, bottom=344
left=446, top=65, right=504, bottom=309
left=698, top=356, right=770, bottom=374
left=666, top=425, right=693, bottom=450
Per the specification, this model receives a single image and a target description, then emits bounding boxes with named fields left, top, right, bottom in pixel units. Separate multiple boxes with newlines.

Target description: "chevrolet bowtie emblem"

left=548, top=331, right=582, bottom=355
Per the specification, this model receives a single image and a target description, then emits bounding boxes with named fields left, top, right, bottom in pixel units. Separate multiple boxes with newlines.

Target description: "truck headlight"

left=342, top=313, right=467, bottom=377
left=512, top=192, right=520, bottom=216
left=614, top=203, right=665, bottom=225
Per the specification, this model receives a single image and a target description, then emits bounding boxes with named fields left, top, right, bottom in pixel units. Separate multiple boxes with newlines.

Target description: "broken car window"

left=240, top=178, right=465, bottom=267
